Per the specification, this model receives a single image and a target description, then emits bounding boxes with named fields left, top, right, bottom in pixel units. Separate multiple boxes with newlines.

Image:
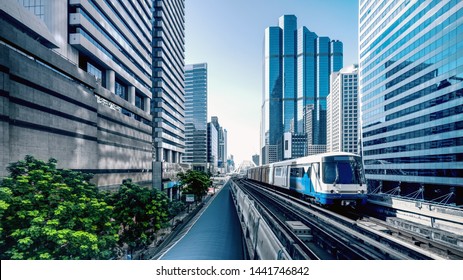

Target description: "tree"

left=168, top=200, right=186, bottom=219
left=107, top=180, right=169, bottom=254
left=178, top=170, right=211, bottom=202
left=0, top=156, right=119, bottom=259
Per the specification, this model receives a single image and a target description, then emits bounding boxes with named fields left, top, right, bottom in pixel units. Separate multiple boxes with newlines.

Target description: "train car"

left=247, top=152, right=367, bottom=207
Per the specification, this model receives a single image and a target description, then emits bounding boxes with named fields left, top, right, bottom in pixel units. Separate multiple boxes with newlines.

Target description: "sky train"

left=247, top=152, right=368, bottom=207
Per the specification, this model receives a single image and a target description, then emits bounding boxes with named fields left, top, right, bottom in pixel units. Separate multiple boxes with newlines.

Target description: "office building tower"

left=359, top=0, right=463, bottom=205
left=221, top=128, right=228, bottom=169
left=183, top=63, right=207, bottom=171
left=211, top=116, right=228, bottom=172
left=207, top=122, right=218, bottom=173
left=327, top=65, right=359, bottom=154
left=152, top=0, right=186, bottom=189
left=1, top=0, right=153, bottom=188
left=252, top=154, right=260, bottom=166
left=262, top=15, right=343, bottom=163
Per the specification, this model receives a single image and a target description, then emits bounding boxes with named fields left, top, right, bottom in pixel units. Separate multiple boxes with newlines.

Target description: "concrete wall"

left=0, top=18, right=152, bottom=188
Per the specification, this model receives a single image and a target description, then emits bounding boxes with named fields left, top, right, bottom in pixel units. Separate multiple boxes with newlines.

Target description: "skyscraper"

left=211, top=116, right=228, bottom=173
left=152, top=0, right=186, bottom=189
left=183, top=63, right=208, bottom=171
left=207, top=121, right=218, bottom=173
left=327, top=65, right=359, bottom=154
left=261, top=15, right=343, bottom=164
left=359, top=0, right=463, bottom=205
left=1, top=0, right=153, bottom=188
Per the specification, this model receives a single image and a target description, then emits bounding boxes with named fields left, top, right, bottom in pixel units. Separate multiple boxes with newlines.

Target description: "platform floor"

left=158, top=182, right=245, bottom=260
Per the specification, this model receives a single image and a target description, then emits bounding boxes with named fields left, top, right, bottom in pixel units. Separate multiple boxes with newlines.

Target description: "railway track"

left=234, top=177, right=448, bottom=260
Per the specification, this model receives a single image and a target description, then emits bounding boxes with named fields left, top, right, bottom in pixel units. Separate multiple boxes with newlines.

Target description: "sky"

left=184, top=0, right=359, bottom=165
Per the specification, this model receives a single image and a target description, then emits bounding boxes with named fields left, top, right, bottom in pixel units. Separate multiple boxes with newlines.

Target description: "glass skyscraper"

left=359, top=0, right=463, bottom=205
left=183, top=63, right=208, bottom=170
left=261, top=15, right=343, bottom=164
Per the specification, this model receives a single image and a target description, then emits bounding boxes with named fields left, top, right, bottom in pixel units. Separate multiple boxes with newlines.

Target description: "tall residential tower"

left=327, top=65, right=359, bottom=154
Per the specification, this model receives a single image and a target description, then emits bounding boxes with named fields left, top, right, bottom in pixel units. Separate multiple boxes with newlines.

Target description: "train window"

left=290, top=167, right=305, bottom=178
left=275, top=167, right=282, bottom=177
left=322, top=158, right=365, bottom=184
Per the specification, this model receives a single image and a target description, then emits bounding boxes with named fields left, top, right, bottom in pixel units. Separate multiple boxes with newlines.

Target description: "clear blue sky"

left=185, top=0, right=359, bottom=165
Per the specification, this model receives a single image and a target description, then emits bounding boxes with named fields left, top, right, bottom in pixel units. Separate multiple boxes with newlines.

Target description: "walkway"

left=155, top=182, right=244, bottom=260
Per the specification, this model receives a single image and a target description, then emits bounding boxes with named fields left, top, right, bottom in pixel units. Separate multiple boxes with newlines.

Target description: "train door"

left=269, top=165, right=274, bottom=185
left=263, top=166, right=269, bottom=184
left=310, top=162, right=321, bottom=193
left=289, top=165, right=311, bottom=193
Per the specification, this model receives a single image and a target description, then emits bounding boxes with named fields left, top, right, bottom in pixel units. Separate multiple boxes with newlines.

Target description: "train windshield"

left=322, top=156, right=366, bottom=185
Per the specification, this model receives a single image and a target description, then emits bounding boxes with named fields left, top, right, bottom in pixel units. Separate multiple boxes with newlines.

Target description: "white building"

left=327, top=65, right=359, bottom=154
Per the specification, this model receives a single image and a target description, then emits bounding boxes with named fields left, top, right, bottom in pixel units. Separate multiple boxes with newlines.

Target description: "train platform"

left=154, top=181, right=245, bottom=260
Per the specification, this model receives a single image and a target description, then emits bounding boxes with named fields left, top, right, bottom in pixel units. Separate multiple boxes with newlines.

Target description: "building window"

left=87, top=62, right=103, bottom=83
left=115, top=80, right=128, bottom=100
left=135, top=93, right=144, bottom=110
left=18, top=0, right=44, bottom=20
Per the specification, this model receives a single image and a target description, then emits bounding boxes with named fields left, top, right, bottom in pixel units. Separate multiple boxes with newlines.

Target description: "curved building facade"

left=359, top=0, right=463, bottom=205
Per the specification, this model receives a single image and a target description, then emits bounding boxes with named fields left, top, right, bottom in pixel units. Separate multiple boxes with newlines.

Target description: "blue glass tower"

left=262, top=15, right=343, bottom=163
left=359, top=0, right=463, bottom=205
left=262, top=26, right=283, bottom=164
left=279, top=15, right=297, bottom=133
left=183, top=63, right=208, bottom=170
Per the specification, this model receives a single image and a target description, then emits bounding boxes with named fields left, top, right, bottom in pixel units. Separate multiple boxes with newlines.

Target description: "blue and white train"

left=246, top=152, right=368, bottom=207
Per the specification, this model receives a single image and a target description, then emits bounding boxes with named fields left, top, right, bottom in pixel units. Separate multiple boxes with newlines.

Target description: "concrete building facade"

left=151, top=0, right=186, bottom=189
left=327, top=65, right=359, bottom=154
left=0, top=0, right=153, bottom=188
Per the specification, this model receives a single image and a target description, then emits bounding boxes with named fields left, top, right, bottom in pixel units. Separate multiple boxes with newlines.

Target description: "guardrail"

left=229, top=180, right=290, bottom=260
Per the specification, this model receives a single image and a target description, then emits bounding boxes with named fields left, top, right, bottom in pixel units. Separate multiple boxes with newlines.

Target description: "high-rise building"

left=1, top=0, right=153, bottom=188
left=252, top=154, right=260, bottom=166
left=261, top=15, right=343, bottom=164
left=359, top=0, right=463, bottom=205
left=183, top=63, right=207, bottom=170
left=327, top=65, right=359, bottom=154
left=211, top=116, right=228, bottom=172
left=222, top=128, right=228, bottom=169
left=152, top=0, right=186, bottom=189
left=207, top=122, right=218, bottom=173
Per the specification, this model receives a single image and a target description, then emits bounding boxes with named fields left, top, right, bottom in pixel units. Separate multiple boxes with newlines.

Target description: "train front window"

left=322, top=156, right=365, bottom=184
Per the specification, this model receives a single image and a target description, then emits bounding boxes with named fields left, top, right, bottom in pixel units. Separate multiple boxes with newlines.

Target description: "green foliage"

left=0, top=156, right=119, bottom=259
left=107, top=180, right=169, bottom=253
left=168, top=200, right=186, bottom=218
left=178, top=170, right=211, bottom=202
